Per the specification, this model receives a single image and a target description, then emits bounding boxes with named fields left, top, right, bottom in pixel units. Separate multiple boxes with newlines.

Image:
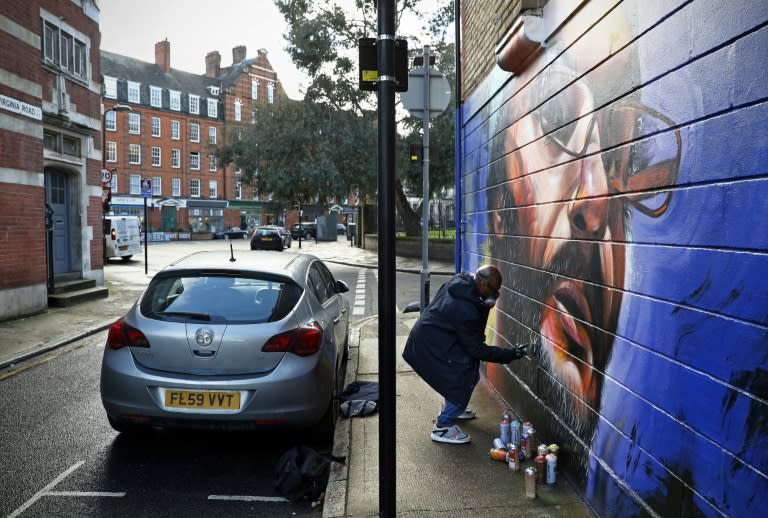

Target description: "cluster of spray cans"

left=489, top=410, right=559, bottom=499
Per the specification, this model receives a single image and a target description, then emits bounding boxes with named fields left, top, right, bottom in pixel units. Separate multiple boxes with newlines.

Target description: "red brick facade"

left=0, top=0, right=103, bottom=320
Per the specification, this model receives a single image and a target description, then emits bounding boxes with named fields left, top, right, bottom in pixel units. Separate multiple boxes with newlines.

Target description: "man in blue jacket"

left=402, top=265, right=527, bottom=444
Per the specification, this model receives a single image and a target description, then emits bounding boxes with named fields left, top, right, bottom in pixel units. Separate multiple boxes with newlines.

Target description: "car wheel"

left=313, top=396, right=338, bottom=443
left=121, top=255, right=132, bottom=262
left=250, top=245, right=256, bottom=250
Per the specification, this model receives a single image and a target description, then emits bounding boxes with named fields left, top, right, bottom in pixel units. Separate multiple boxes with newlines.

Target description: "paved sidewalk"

left=0, top=238, right=594, bottom=517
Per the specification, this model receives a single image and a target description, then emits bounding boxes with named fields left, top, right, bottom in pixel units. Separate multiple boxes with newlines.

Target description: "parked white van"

left=103, top=215, right=143, bottom=262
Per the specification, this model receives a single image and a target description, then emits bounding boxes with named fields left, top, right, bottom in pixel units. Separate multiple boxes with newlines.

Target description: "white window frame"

left=171, top=120, right=180, bottom=140
left=209, top=180, right=218, bottom=199
left=106, top=141, right=117, bottom=162
left=128, top=144, right=141, bottom=164
left=41, top=15, right=89, bottom=80
left=207, top=98, right=217, bottom=118
left=128, top=112, right=140, bottom=134
left=190, top=152, right=200, bottom=170
left=172, top=178, right=181, bottom=196
left=171, top=148, right=181, bottom=168
left=151, top=146, right=161, bottom=167
left=127, top=81, right=141, bottom=103
left=190, top=179, right=201, bottom=198
left=104, top=77, right=118, bottom=99
left=251, top=79, right=259, bottom=100
left=267, top=82, right=275, bottom=104
left=129, top=174, right=141, bottom=195
left=152, top=176, right=162, bottom=196
left=150, top=86, right=162, bottom=107
left=110, top=172, right=118, bottom=194
left=208, top=154, right=217, bottom=172
left=189, top=94, right=200, bottom=114
left=234, top=100, right=242, bottom=121
left=169, top=90, right=181, bottom=111
left=208, top=126, right=217, bottom=145
left=235, top=182, right=242, bottom=199
left=151, top=117, right=161, bottom=137
left=190, top=123, right=200, bottom=142
left=104, top=110, right=117, bottom=131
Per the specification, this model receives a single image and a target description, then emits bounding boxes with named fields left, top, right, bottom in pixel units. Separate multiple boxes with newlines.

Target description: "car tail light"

left=262, top=322, right=323, bottom=357
left=106, top=317, right=151, bottom=350
left=110, top=228, right=116, bottom=241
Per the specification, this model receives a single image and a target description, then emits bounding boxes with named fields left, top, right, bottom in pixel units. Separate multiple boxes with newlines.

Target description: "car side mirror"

left=336, top=280, right=350, bottom=294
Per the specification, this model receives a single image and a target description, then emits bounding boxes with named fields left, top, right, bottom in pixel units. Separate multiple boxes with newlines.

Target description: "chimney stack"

left=232, top=45, right=247, bottom=64
left=205, top=51, right=221, bottom=77
left=155, top=39, right=171, bottom=73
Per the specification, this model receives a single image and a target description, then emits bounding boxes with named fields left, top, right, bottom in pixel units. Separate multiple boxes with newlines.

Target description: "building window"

left=104, top=77, right=118, bottom=99
left=235, top=182, right=242, bottom=199
left=190, top=179, right=201, bottom=197
left=207, top=98, right=217, bottom=118
left=104, top=110, right=117, bottom=131
left=169, top=90, right=181, bottom=111
left=62, top=135, right=80, bottom=156
left=267, top=82, right=275, bottom=104
left=171, top=148, right=181, bottom=168
left=128, top=144, right=141, bottom=164
left=172, top=178, right=181, bottom=196
left=189, top=94, right=199, bottom=114
left=110, top=172, right=118, bottom=194
left=251, top=79, right=259, bottom=100
left=234, top=100, right=242, bottom=121
left=129, top=174, right=141, bottom=195
left=152, top=146, right=161, bottom=166
left=208, top=154, right=217, bottom=171
left=209, top=180, right=218, bottom=199
left=127, top=81, right=140, bottom=103
left=190, top=123, right=200, bottom=142
left=128, top=112, right=140, bottom=134
left=190, top=152, right=200, bottom=170
left=151, top=117, right=161, bottom=137
left=208, top=126, right=217, bottom=145
left=106, top=141, right=117, bottom=162
left=150, top=86, right=162, bottom=107
left=42, top=18, right=88, bottom=80
left=152, top=176, right=162, bottom=196
left=171, top=120, right=180, bottom=140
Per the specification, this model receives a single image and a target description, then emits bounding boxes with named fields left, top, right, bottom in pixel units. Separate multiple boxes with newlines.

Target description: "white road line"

left=10, top=461, right=79, bottom=517
left=353, top=269, right=366, bottom=315
left=45, top=491, right=126, bottom=497
left=208, top=495, right=290, bottom=502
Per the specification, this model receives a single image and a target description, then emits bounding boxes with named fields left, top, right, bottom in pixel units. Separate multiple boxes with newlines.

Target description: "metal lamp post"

left=101, top=104, right=131, bottom=262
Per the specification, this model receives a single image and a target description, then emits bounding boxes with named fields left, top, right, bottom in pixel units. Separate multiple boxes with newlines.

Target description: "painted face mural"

left=486, top=21, right=681, bottom=458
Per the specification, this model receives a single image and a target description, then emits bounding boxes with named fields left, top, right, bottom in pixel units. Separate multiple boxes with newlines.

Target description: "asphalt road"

left=0, top=244, right=446, bottom=517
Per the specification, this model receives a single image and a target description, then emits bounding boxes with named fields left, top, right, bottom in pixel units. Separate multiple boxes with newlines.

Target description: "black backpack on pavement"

left=274, top=445, right=345, bottom=503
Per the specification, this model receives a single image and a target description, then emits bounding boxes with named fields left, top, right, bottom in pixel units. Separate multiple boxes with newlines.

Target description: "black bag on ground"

left=274, top=445, right=345, bottom=503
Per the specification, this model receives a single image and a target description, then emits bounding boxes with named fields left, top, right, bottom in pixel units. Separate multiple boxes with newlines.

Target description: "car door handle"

left=340, top=308, right=347, bottom=314
left=334, top=317, right=341, bottom=324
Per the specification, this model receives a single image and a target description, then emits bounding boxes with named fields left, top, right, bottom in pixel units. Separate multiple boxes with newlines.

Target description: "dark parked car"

left=250, top=226, right=284, bottom=251
left=290, top=222, right=316, bottom=240
left=336, top=223, right=346, bottom=235
left=211, top=227, right=248, bottom=239
left=266, top=225, right=292, bottom=249
left=100, top=250, right=351, bottom=439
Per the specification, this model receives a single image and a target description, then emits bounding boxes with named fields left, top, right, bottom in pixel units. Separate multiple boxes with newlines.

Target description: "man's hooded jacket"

left=402, top=272, right=516, bottom=408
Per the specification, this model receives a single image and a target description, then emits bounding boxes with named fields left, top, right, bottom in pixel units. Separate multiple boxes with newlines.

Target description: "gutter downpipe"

left=453, top=0, right=462, bottom=274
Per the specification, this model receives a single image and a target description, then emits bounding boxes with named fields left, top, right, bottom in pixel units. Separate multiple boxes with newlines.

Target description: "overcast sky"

left=98, top=0, right=307, bottom=99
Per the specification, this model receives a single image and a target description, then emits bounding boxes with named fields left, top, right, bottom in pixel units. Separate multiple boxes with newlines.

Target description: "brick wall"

left=459, top=1, right=768, bottom=516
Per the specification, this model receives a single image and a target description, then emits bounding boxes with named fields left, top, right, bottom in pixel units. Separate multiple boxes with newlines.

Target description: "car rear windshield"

left=254, top=228, right=279, bottom=237
left=141, top=273, right=303, bottom=324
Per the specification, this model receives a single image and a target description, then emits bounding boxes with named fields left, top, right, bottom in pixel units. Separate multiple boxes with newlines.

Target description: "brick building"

left=100, top=41, right=288, bottom=235
left=0, top=0, right=104, bottom=321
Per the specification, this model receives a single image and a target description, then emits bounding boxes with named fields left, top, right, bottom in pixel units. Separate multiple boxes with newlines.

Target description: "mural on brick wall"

left=462, top=1, right=768, bottom=516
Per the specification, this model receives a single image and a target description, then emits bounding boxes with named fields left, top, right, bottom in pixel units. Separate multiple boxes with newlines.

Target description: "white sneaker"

left=456, top=409, right=476, bottom=420
left=431, top=424, right=471, bottom=444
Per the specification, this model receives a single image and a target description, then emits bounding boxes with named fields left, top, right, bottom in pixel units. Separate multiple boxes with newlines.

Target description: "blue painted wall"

left=460, top=1, right=768, bottom=516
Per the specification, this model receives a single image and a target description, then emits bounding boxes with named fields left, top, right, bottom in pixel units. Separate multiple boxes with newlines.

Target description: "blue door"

left=45, top=169, right=71, bottom=274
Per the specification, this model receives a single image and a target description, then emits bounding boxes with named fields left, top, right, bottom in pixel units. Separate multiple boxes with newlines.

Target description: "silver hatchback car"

left=100, top=250, right=350, bottom=438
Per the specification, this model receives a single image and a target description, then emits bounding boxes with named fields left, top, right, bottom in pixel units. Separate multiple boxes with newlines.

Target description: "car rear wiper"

left=154, top=311, right=211, bottom=321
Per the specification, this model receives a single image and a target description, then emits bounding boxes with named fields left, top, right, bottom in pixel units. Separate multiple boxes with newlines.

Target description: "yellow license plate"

left=262, top=237, right=273, bottom=241
left=165, top=390, right=240, bottom=409
left=118, top=246, right=128, bottom=251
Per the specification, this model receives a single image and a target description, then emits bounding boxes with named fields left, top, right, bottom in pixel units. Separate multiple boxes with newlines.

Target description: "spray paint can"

left=546, top=453, right=557, bottom=484
left=519, top=433, right=528, bottom=462
left=524, top=467, right=537, bottom=498
left=500, top=411, right=511, bottom=445
left=506, top=443, right=520, bottom=472
left=522, top=420, right=533, bottom=435
left=510, top=419, right=522, bottom=446
left=525, top=428, right=536, bottom=460
left=492, top=438, right=506, bottom=450
left=535, top=445, right=548, bottom=484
